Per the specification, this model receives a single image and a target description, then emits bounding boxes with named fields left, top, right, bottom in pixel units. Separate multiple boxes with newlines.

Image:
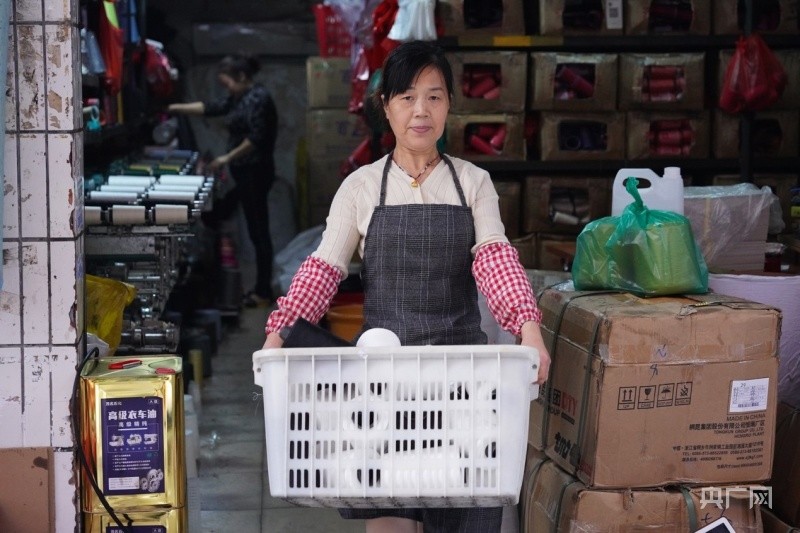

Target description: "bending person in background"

left=169, top=54, right=277, bottom=307
left=262, top=40, right=550, bottom=533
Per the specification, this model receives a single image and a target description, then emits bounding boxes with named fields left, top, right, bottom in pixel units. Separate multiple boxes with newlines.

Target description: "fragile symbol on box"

left=676, top=382, right=693, bottom=405
left=638, top=385, right=656, bottom=409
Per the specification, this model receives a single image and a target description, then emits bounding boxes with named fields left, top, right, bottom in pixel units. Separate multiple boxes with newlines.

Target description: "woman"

left=263, top=41, right=550, bottom=532
left=168, top=54, right=277, bottom=307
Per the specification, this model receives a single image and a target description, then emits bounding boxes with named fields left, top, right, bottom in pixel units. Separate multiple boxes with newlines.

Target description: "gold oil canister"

left=84, top=506, right=187, bottom=532
left=80, top=355, right=185, bottom=513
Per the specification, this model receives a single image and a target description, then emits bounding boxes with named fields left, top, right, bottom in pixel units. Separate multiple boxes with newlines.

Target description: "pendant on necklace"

left=411, top=180, right=419, bottom=188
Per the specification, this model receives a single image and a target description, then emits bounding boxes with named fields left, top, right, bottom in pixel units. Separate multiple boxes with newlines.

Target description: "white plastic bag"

left=387, top=0, right=437, bottom=41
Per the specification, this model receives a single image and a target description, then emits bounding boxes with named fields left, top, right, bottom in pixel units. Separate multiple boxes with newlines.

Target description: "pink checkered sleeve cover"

left=265, top=256, right=344, bottom=334
left=472, top=242, right=542, bottom=336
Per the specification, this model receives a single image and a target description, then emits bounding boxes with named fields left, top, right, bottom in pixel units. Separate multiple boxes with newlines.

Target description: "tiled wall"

left=2, top=0, right=82, bottom=529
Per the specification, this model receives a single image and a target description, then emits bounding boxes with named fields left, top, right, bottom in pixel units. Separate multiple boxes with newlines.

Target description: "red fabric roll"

left=556, top=66, right=594, bottom=98
left=489, top=125, right=507, bottom=149
left=469, top=134, right=500, bottom=155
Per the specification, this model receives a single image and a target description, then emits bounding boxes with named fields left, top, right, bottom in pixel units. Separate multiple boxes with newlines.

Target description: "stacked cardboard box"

left=304, top=57, right=366, bottom=228
left=522, top=286, right=780, bottom=530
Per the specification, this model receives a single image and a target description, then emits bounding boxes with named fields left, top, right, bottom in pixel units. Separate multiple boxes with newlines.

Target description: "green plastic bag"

left=572, top=178, right=708, bottom=296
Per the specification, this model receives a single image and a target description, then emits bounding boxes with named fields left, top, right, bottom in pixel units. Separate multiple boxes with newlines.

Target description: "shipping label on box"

left=530, top=53, right=618, bottom=111
left=448, top=51, right=527, bottom=113
left=306, top=110, right=369, bottom=159
left=540, top=0, right=625, bottom=36
left=625, top=0, right=711, bottom=34
left=540, top=112, right=626, bottom=161
left=522, top=176, right=612, bottom=234
left=306, top=57, right=352, bottom=109
left=526, top=461, right=762, bottom=533
left=530, top=289, right=780, bottom=488
left=626, top=111, right=709, bottom=159
left=446, top=113, right=525, bottom=161
left=714, top=110, right=800, bottom=159
left=619, top=53, right=705, bottom=110
left=436, top=0, right=525, bottom=36
left=714, top=0, right=799, bottom=34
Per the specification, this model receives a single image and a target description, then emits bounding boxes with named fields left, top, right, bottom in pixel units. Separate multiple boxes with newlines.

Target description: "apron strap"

left=380, top=152, right=467, bottom=208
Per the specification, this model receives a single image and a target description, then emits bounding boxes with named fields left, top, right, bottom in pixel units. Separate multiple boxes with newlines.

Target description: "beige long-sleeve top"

left=312, top=154, right=510, bottom=277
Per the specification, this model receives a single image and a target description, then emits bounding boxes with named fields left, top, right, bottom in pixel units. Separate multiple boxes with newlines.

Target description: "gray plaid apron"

left=339, top=154, right=500, bottom=531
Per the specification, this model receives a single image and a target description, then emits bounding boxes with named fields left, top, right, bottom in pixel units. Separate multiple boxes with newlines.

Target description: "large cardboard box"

left=625, top=0, right=711, bottom=34
left=619, top=53, right=705, bottom=110
left=306, top=57, right=352, bottom=109
left=770, top=402, right=800, bottom=526
left=524, top=460, right=762, bottom=532
left=448, top=51, right=527, bottom=113
left=0, top=448, right=54, bottom=533
left=626, top=111, right=710, bottom=160
left=714, top=110, right=800, bottom=159
left=519, top=446, right=549, bottom=530
left=529, top=53, right=618, bottom=112
left=522, top=176, right=612, bottom=234
left=531, top=288, right=780, bottom=488
left=306, top=110, right=369, bottom=160
left=540, top=112, right=626, bottom=161
left=714, top=0, right=799, bottom=34
left=540, top=0, right=624, bottom=36
left=436, top=0, right=525, bottom=36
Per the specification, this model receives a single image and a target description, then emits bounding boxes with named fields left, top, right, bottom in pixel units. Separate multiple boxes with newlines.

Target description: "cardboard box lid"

left=539, top=287, right=780, bottom=364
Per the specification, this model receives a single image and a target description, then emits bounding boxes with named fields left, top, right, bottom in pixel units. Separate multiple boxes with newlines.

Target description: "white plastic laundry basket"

left=252, top=345, right=539, bottom=508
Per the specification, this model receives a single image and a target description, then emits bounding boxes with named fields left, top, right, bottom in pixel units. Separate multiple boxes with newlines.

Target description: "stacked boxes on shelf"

left=522, top=287, right=780, bottom=530
left=445, top=51, right=528, bottom=161
left=304, top=57, right=367, bottom=228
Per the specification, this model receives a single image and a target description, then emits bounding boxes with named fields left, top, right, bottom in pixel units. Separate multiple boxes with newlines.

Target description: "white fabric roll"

left=147, top=191, right=197, bottom=202
left=159, top=175, right=205, bottom=187
left=88, top=191, right=139, bottom=203
left=99, top=185, right=148, bottom=193
left=154, top=204, right=189, bottom=225
left=107, top=176, right=156, bottom=186
left=85, top=206, right=103, bottom=225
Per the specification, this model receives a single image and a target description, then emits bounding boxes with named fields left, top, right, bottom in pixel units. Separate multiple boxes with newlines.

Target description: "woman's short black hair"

left=378, top=40, right=454, bottom=103
left=218, top=54, right=260, bottom=81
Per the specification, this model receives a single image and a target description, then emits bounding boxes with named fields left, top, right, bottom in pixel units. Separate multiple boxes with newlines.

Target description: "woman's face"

left=383, top=66, right=449, bottom=154
left=218, top=73, right=248, bottom=97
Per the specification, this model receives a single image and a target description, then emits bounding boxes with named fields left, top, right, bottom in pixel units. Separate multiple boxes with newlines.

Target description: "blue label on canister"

left=106, top=526, right=167, bottom=533
left=101, top=397, right=165, bottom=495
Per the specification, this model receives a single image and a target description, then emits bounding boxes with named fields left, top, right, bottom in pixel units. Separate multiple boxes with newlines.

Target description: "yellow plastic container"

left=80, top=355, right=185, bottom=513
left=325, top=304, right=364, bottom=342
left=84, top=506, right=186, bottom=532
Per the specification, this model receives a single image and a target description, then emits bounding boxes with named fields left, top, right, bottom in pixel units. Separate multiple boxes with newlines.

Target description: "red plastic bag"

left=719, top=34, right=787, bottom=113
left=98, top=0, right=124, bottom=96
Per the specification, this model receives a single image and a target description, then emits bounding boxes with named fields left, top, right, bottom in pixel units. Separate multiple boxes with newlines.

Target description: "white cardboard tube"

left=99, top=185, right=148, bottom=193
left=154, top=204, right=189, bottom=225
left=151, top=183, right=200, bottom=192
left=88, top=191, right=139, bottom=203
left=147, top=191, right=197, bottom=202
left=158, top=175, right=205, bottom=187
left=111, top=205, right=147, bottom=225
left=85, top=206, right=103, bottom=225
left=108, top=176, right=156, bottom=186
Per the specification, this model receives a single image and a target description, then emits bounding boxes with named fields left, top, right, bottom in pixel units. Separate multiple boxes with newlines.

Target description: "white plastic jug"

left=611, top=167, right=684, bottom=215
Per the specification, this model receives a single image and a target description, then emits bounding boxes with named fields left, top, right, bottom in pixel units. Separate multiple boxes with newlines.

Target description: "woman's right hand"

left=262, top=331, right=284, bottom=350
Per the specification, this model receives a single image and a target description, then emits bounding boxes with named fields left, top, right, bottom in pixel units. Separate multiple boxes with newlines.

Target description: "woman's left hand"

left=208, top=154, right=230, bottom=172
left=520, top=321, right=551, bottom=385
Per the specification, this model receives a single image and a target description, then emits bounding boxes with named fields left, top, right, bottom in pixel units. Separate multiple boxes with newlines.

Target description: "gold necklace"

left=394, top=155, right=440, bottom=188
